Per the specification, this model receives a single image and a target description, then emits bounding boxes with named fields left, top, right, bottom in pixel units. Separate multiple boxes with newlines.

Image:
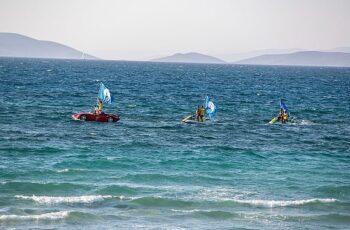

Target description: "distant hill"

left=324, top=47, right=350, bottom=53
left=225, top=47, right=350, bottom=62
left=224, top=48, right=305, bottom=62
left=0, top=33, right=97, bottom=60
left=151, top=52, right=226, bottom=64
left=235, top=51, right=350, bottom=67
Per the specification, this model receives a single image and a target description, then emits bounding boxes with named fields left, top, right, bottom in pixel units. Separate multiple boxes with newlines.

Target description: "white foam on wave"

left=290, top=119, right=316, bottom=126
left=231, top=198, right=337, bottom=207
left=171, top=209, right=212, bottom=213
left=299, top=119, right=316, bottom=125
left=55, top=168, right=88, bottom=173
left=171, top=209, right=198, bottom=213
left=0, top=211, right=69, bottom=221
left=56, top=169, right=69, bottom=173
left=15, top=195, right=114, bottom=204
left=194, top=188, right=336, bottom=208
left=131, top=223, right=186, bottom=230
left=198, top=187, right=253, bottom=201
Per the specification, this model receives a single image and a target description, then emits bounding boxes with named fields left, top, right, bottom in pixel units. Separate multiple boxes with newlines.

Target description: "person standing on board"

left=199, top=105, right=205, bottom=122
left=196, top=105, right=201, bottom=121
left=278, top=108, right=283, bottom=122
left=282, top=110, right=289, bottom=123
left=95, top=98, right=103, bottom=114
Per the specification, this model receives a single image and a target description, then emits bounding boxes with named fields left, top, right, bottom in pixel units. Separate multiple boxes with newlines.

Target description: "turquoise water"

left=0, top=58, right=349, bottom=229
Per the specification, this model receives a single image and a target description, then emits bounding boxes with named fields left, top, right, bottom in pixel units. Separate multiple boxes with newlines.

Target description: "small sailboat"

left=182, top=96, right=217, bottom=123
left=72, top=83, right=120, bottom=122
left=81, top=51, right=86, bottom=60
left=269, top=99, right=289, bottom=124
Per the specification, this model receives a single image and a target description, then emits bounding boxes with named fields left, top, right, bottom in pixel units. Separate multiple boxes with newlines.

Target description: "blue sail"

left=280, top=99, right=288, bottom=113
left=98, top=83, right=113, bottom=104
left=204, top=96, right=217, bottom=119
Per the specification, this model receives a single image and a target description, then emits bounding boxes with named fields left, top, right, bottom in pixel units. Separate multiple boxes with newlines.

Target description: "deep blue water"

left=0, top=58, right=349, bottom=229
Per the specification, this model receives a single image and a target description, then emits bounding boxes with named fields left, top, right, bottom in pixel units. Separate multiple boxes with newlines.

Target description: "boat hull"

left=182, top=115, right=207, bottom=124
left=269, top=116, right=291, bottom=124
left=72, top=112, right=120, bottom=122
left=269, top=117, right=279, bottom=124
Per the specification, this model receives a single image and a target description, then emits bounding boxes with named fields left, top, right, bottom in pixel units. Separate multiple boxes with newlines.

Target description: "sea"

left=0, top=57, right=349, bottom=229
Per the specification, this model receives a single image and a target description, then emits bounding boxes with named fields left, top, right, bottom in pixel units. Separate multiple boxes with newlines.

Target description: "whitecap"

left=15, top=195, right=114, bottom=204
left=197, top=187, right=253, bottom=201
left=0, top=211, right=69, bottom=220
left=56, top=169, right=69, bottom=173
left=231, top=198, right=337, bottom=207
left=299, top=119, right=316, bottom=125
left=289, top=118, right=316, bottom=126
left=171, top=209, right=203, bottom=213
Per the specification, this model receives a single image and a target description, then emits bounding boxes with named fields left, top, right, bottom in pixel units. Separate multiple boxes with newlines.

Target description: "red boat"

left=72, top=112, right=120, bottom=122
left=73, top=83, right=120, bottom=122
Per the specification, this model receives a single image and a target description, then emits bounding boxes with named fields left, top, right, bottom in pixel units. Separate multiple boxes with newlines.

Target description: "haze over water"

left=0, top=58, right=349, bottom=229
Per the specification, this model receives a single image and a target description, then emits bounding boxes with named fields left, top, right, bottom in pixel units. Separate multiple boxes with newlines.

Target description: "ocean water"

left=0, top=57, right=349, bottom=229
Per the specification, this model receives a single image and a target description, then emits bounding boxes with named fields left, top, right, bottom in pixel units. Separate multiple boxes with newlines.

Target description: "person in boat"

left=282, top=110, right=289, bottom=123
left=277, top=108, right=283, bottom=122
left=196, top=105, right=201, bottom=121
left=95, top=99, right=103, bottom=115
left=198, top=105, right=205, bottom=122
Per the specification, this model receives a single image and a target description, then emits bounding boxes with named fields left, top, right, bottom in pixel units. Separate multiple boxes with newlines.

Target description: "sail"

left=204, top=96, right=210, bottom=109
left=204, top=96, right=217, bottom=119
left=98, top=83, right=113, bottom=104
left=280, top=99, right=288, bottom=113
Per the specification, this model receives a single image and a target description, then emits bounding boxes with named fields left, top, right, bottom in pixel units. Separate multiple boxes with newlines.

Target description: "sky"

left=0, top=0, right=349, bottom=61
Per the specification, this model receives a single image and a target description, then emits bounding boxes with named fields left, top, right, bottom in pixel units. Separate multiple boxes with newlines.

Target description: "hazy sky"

left=1, top=0, right=349, bottom=60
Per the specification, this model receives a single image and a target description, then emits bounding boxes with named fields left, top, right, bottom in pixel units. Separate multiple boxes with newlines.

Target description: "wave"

left=189, top=188, right=338, bottom=208
left=131, top=196, right=194, bottom=208
left=171, top=209, right=237, bottom=219
left=229, top=198, right=337, bottom=207
left=15, top=195, right=119, bottom=204
left=56, top=168, right=69, bottom=173
left=315, top=185, right=350, bottom=198
left=2, top=181, right=91, bottom=194
left=0, top=211, right=69, bottom=221
left=281, top=213, right=350, bottom=223
left=54, top=168, right=88, bottom=173
left=171, top=209, right=202, bottom=213
left=289, top=118, right=316, bottom=126
left=97, top=184, right=139, bottom=195
left=315, top=213, right=350, bottom=223
left=297, top=119, right=316, bottom=125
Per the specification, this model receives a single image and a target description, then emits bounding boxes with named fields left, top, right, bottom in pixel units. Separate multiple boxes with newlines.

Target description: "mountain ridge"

left=235, top=51, right=350, bottom=67
left=151, top=52, right=226, bottom=64
left=0, top=32, right=97, bottom=60
left=1, top=33, right=350, bottom=67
